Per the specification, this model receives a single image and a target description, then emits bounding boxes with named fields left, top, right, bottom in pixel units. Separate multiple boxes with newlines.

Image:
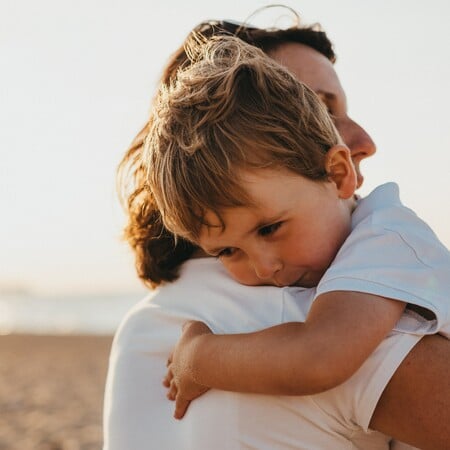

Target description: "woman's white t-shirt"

left=103, top=258, right=421, bottom=450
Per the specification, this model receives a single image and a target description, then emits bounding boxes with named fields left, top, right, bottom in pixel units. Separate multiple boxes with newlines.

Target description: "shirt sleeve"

left=311, top=330, right=422, bottom=433
left=316, top=223, right=449, bottom=336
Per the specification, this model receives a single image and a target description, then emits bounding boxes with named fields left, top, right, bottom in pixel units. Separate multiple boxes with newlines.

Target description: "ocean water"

left=0, top=292, right=145, bottom=335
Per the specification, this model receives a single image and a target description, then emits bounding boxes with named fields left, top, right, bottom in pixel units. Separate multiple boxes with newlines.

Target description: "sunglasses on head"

left=194, top=20, right=259, bottom=39
left=194, top=4, right=301, bottom=36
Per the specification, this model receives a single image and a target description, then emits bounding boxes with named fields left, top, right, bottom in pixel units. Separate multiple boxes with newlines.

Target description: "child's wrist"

left=189, top=333, right=217, bottom=383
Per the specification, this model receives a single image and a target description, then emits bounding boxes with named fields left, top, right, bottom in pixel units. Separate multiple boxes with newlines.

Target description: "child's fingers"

left=181, top=320, right=212, bottom=336
left=181, top=319, right=198, bottom=331
left=174, top=396, right=191, bottom=420
left=167, top=379, right=177, bottom=401
left=162, top=367, right=174, bottom=387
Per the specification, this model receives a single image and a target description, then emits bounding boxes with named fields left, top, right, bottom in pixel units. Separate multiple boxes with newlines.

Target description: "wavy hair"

left=146, top=35, right=340, bottom=241
left=117, top=15, right=336, bottom=287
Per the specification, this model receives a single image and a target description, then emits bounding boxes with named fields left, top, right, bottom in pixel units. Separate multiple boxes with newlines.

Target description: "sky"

left=1, top=0, right=449, bottom=296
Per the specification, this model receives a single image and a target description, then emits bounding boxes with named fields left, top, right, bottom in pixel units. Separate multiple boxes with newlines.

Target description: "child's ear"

left=325, top=145, right=357, bottom=199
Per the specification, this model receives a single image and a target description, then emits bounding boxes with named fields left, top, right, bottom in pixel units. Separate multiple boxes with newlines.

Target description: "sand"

left=0, top=334, right=113, bottom=450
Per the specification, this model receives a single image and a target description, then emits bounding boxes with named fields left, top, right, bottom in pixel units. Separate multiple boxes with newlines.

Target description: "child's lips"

left=276, top=270, right=322, bottom=288
left=293, top=272, right=308, bottom=287
left=274, top=272, right=307, bottom=287
left=293, top=271, right=322, bottom=288
left=273, top=271, right=309, bottom=287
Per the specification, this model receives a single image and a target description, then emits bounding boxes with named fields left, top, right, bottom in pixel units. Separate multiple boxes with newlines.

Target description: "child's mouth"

left=293, top=271, right=323, bottom=288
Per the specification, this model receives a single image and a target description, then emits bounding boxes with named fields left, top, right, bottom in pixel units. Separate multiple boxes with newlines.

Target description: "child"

left=145, top=35, right=450, bottom=419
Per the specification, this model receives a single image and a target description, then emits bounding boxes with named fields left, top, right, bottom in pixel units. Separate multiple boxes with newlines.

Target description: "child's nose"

left=252, top=256, right=281, bottom=282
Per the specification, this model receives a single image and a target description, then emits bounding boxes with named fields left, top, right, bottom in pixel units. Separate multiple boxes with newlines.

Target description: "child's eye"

left=217, top=247, right=236, bottom=258
left=258, top=222, right=282, bottom=237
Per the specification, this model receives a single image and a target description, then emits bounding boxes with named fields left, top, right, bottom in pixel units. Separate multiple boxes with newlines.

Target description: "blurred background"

left=1, top=0, right=450, bottom=333
left=1, top=0, right=449, bottom=448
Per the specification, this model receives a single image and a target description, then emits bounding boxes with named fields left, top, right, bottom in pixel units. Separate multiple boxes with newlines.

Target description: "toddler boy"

left=145, top=35, right=450, bottom=418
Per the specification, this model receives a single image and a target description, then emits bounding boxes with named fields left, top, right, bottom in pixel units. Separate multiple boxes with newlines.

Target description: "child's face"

left=198, top=164, right=355, bottom=288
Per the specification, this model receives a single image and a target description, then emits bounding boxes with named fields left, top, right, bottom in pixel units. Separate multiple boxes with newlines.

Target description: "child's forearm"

left=189, top=292, right=405, bottom=396
left=190, top=322, right=344, bottom=395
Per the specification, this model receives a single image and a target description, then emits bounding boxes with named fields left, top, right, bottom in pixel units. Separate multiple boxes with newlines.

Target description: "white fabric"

left=103, top=258, right=421, bottom=450
left=316, top=182, right=450, bottom=338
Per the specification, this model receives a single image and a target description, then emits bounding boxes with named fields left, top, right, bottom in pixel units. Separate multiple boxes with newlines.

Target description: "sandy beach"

left=0, top=334, right=113, bottom=450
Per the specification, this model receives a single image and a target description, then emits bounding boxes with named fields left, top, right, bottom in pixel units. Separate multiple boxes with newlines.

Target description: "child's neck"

left=349, top=194, right=358, bottom=214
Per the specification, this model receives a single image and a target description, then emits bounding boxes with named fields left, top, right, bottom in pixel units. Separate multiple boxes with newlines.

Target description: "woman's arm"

left=370, top=334, right=450, bottom=450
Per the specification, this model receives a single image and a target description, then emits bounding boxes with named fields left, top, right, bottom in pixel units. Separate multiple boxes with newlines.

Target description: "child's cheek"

left=223, top=260, right=267, bottom=287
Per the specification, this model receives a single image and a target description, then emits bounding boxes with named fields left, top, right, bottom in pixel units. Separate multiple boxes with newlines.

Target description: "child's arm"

left=165, top=291, right=405, bottom=418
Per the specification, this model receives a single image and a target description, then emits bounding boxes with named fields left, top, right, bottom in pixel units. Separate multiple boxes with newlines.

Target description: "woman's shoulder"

left=110, top=258, right=239, bottom=349
left=115, top=258, right=288, bottom=342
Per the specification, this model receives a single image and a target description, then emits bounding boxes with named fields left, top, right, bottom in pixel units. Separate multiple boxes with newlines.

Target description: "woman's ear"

left=325, top=145, right=357, bottom=199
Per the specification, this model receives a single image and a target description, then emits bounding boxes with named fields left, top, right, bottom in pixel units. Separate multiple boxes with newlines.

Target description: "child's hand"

left=163, top=320, right=212, bottom=419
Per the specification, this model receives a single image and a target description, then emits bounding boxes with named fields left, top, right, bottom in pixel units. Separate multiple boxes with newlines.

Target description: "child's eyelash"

left=258, top=222, right=282, bottom=237
left=216, top=248, right=235, bottom=258
left=214, top=222, right=282, bottom=258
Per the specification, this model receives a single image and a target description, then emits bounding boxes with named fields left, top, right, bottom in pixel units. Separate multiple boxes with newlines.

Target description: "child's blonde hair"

left=145, top=35, right=341, bottom=242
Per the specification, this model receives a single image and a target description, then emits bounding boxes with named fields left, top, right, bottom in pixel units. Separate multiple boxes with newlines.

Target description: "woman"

left=104, top=17, right=450, bottom=450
